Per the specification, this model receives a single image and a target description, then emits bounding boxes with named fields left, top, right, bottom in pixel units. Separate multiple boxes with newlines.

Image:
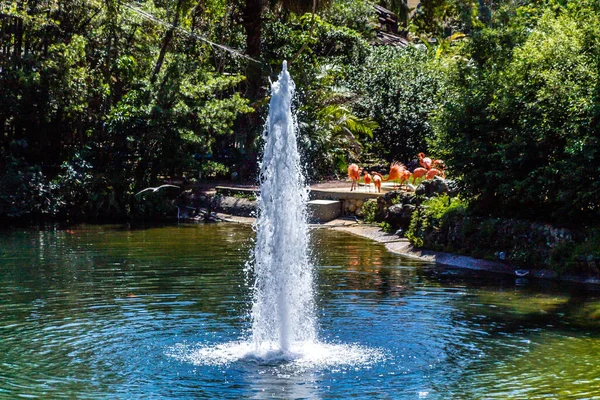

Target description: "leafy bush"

left=379, top=221, right=394, bottom=233
left=361, top=199, right=379, bottom=223
left=404, top=193, right=597, bottom=271
left=348, top=45, right=442, bottom=162
left=411, top=0, right=483, bottom=39
left=202, top=161, right=230, bottom=179
left=406, top=195, right=466, bottom=248
left=53, top=153, right=94, bottom=219
left=0, top=154, right=58, bottom=219
left=431, top=1, right=600, bottom=225
left=323, top=0, right=379, bottom=36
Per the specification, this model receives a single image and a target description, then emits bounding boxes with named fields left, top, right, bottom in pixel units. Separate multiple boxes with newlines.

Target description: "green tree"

left=348, top=45, right=442, bottom=163
left=0, top=0, right=254, bottom=220
left=411, top=0, right=481, bottom=38
left=431, top=0, right=600, bottom=225
left=237, top=0, right=335, bottom=164
left=324, top=0, right=378, bottom=34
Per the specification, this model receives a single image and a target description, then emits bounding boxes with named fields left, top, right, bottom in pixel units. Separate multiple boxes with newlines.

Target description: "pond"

left=1, top=223, right=600, bottom=399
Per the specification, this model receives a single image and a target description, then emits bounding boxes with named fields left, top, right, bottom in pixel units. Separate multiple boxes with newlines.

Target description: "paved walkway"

left=196, top=179, right=400, bottom=195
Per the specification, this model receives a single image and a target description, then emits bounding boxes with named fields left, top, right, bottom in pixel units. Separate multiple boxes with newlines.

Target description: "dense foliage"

left=1, top=0, right=599, bottom=236
left=0, top=0, right=253, bottom=219
left=348, top=45, right=441, bottom=163
left=431, top=0, right=600, bottom=225
left=406, top=195, right=600, bottom=274
left=0, top=0, right=377, bottom=219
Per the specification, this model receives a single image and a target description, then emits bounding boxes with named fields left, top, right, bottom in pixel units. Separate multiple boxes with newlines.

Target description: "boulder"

left=446, top=179, right=459, bottom=197
left=378, top=191, right=416, bottom=210
left=385, top=203, right=416, bottom=229
left=215, top=196, right=256, bottom=217
left=416, top=177, right=450, bottom=197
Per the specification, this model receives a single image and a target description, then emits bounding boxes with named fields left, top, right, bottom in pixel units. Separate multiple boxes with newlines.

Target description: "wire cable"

left=119, top=1, right=262, bottom=65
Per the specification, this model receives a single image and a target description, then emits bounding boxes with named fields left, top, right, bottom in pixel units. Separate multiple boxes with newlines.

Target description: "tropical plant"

left=293, top=59, right=376, bottom=177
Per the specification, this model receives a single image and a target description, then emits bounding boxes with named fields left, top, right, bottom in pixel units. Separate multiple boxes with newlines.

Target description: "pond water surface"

left=1, top=224, right=600, bottom=399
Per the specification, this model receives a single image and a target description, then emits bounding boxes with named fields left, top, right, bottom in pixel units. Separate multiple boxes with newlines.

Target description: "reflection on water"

left=1, top=224, right=600, bottom=398
left=463, top=333, right=600, bottom=398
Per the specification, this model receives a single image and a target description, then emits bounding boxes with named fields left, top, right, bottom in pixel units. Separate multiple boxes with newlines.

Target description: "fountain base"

left=167, top=340, right=387, bottom=369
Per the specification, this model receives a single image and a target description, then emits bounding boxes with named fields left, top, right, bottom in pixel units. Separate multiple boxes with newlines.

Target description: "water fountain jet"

left=168, top=62, right=383, bottom=369
left=249, top=60, right=316, bottom=354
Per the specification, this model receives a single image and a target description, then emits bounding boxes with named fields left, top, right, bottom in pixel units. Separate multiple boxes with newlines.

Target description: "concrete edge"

left=331, top=224, right=515, bottom=275
left=211, top=214, right=600, bottom=286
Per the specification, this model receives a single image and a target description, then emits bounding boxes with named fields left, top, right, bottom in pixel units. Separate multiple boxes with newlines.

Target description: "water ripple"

left=1, top=225, right=600, bottom=399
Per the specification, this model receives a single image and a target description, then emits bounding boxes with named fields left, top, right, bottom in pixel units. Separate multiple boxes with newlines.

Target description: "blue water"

left=1, top=224, right=600, bottom=399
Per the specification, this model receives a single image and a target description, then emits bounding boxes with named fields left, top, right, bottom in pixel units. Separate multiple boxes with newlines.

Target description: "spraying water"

left=250, top=60, right=316, bottom=353
left=168, top=62, right=384, bottom=368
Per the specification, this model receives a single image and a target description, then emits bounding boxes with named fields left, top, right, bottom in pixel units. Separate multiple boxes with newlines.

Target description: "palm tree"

left=316, top=104, right=378, bottom=161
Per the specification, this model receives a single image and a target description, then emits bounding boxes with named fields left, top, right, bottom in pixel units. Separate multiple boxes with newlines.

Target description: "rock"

left=385, top=203, right=415, bottom=229
left=416, top=177, right=450, bottom=197
left=378, top=191, right=416, bottom=210
left=446, top=179, right=459, bottom=197
left=347, top=203, right=357, bottom=213
left=386, top=204, right=404, bottom=224
left=402, top=204, right=416, bottom=213
left=215, top=196, right=256, bottom=217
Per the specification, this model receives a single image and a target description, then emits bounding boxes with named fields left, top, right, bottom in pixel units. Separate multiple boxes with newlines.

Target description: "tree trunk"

left=239, top=0, right=264, bottom=173
left=151, top=0, right=184, bottom=83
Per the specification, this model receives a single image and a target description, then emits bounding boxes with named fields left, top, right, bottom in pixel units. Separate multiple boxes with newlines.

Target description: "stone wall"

left=309, top=188, right=379, bottom=217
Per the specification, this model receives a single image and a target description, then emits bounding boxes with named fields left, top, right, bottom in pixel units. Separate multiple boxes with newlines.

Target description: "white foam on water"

left=166, top=340, right=387, bottom=370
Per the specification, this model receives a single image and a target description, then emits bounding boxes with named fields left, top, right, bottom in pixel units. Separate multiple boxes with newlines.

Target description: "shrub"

left=361, top=199, right=379, bottom=223
left=0, top=154, right=58, bottom=219
left=379, top=221, right=394, bottom=233
left=406, top=194, right=467, bottom=248
left=202, top=161, right=230, bottom=179
left=430, top=2, right=600, bottom=226
left=348, top=45, right=442, bottom=162
left=404, top=193, right=595, bottom=271
left=53, top=153, right=94, bottom=219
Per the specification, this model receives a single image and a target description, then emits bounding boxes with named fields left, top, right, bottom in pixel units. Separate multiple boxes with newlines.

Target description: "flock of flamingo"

left=348, top=153, right=445, bottom=193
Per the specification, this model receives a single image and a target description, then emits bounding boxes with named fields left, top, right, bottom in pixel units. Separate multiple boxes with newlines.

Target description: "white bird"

left=135, top=184, right=180, bottom=196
